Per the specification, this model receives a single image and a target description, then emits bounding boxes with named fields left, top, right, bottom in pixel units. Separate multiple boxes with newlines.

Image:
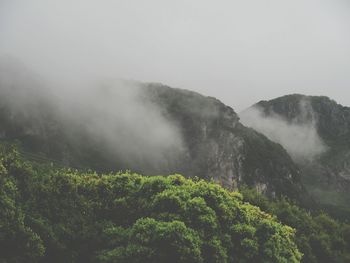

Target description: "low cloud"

left=0, top=56, right=185, bottom=172
left=240, top=100, right=327, bottom=162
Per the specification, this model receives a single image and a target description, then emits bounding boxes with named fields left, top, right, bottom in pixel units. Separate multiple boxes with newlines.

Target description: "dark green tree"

left=0, top=146, right=302, bottom=263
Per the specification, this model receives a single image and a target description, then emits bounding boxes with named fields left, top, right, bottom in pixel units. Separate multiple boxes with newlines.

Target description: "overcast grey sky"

left=1, top=0, right=350, bottom=110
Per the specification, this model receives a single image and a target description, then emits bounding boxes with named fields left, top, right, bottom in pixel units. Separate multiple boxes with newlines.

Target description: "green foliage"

left=0, top=146, right=302, bottom=263
left=241, top=187, right=350, bottom=263
left=97, top=218, right=203, bottom=263
left=0, top=146, right=45, bottom=263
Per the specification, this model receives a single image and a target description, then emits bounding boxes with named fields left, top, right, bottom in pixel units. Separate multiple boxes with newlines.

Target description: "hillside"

left=0, top=146, right=303, bottom=263
left=241, top=94, right=350, bottom=218
left=144, top=84, right=305, bottom=200
left=0, top=78, right=305, bottom=201
left=2, top=144, right=350, bottom=263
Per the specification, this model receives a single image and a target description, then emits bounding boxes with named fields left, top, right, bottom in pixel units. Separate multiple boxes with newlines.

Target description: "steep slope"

left=0, top=79, right=305, bottom=201
left=241, top=94, right=350, bottom=218
left=144, top=84, right=304, bottom=200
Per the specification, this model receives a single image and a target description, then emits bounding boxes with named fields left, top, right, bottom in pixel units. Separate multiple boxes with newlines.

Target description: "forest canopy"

left=0, top=145, right=301, bottom=263
left=1, top=145, right=350, bottom=263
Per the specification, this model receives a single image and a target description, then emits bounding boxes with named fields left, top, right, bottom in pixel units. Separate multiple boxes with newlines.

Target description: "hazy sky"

left=1, top=0, right=350, bottom=110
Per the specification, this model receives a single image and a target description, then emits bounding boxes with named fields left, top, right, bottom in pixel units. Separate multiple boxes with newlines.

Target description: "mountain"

left=2, top=88, right=350, bottom=262
left=144, top=84, right=307, bottom=200
left=0, top=77, right=305, bottom=201
left=241, top=94, right=350, bottom=218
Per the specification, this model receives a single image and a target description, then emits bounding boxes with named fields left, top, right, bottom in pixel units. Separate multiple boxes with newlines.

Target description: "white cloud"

left=240, top=100, right=327, bottom=162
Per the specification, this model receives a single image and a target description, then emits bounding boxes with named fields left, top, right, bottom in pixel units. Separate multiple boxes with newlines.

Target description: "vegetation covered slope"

left=0, top=81, right=305, bottom=201
left=247, top=94, right=350, bottom=219
left=145, top=84, right=306, bottom=200
left=0, top=145, right=302, bottom=263
left=241, top=187, right=350, bottom=263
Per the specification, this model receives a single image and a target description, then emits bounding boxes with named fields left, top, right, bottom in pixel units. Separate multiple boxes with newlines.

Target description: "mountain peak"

left=242, top=94, right=350, bottom=219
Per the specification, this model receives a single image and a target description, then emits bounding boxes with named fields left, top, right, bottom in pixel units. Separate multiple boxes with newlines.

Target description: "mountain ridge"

left=0, top=79, right=306, bottom=202
left=241, top=94, right=350, bottom=218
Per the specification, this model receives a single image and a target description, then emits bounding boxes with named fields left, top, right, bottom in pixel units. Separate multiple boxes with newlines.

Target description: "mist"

left=240, top=100, right=327, bottom=162
left=0, top=0, right=347, bottom=168
left=0, top=56, right=185, bottom=171
left=1, top=0, right=350, bottom=111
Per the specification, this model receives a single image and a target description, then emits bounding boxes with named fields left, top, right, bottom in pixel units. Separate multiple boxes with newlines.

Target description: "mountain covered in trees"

left=241, top=95, right=350, bottom=219
left=0, top=75, right=305, bottom=202
left=1, top=71, right=350, bottom=262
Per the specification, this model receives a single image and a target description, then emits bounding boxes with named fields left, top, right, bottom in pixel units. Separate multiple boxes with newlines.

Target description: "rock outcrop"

left=145, top=84, right=304, bottom=200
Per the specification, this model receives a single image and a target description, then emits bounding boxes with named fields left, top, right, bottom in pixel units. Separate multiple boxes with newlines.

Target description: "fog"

left=1, top=0, right=350, bottom=110
left=240, top=99, right=327, bottom=162
left=0, top=56, right=185, bottom=171
left=0, top=0, right=348, bottom=167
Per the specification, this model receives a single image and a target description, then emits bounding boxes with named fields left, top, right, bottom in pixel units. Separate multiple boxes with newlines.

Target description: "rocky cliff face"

left=0, top=81, right=305, bottom=201
left=145, top=84, right=304, bottom=200
left=241, top=94, right=350, bottom=218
